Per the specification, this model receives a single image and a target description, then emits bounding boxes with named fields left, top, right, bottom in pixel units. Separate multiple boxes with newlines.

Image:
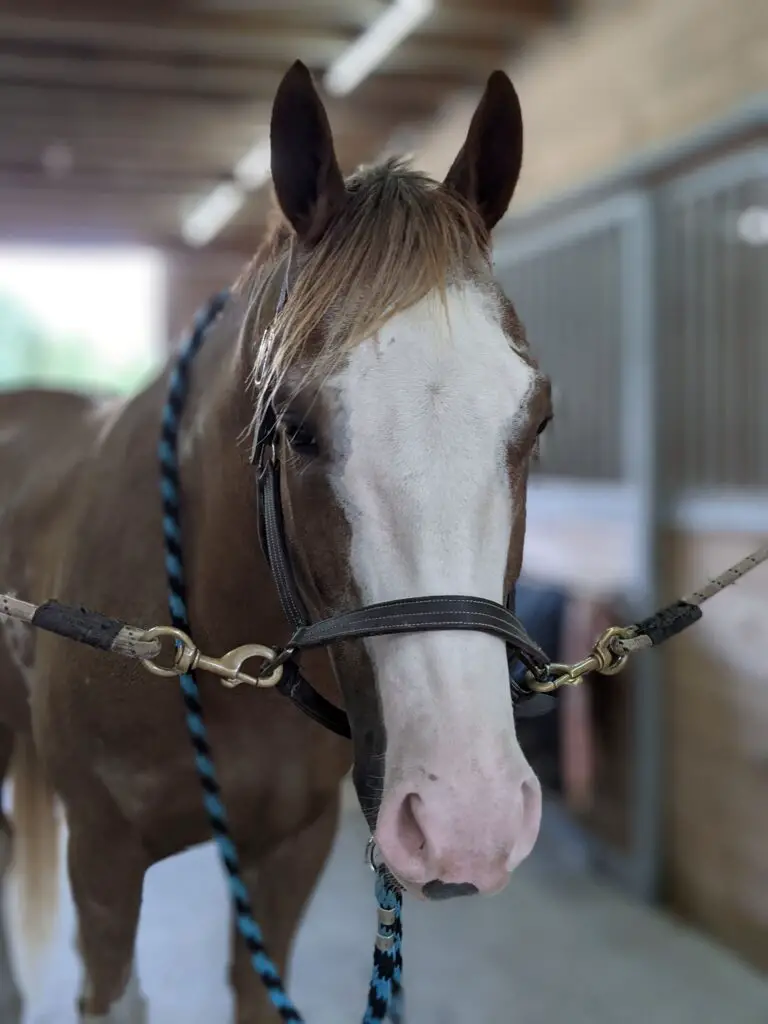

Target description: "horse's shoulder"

left=0, top=387, right=121, bottom=541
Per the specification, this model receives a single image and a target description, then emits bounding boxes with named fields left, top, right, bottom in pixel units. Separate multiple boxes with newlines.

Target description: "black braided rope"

left=159, top=291, right=403, bottom=1023
left=160, top=291, right=303, bottom=1021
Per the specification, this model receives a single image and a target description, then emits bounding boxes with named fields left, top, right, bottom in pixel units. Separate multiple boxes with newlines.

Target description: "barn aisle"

left=15, top=796, right=768, bottom=1024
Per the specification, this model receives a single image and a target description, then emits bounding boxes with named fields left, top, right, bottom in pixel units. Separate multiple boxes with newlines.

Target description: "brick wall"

left=416, top=0, right=768, bottom=211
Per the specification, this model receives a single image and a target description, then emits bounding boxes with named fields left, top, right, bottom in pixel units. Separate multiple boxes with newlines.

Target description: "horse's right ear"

left=270, top=61, right=346, bottom=245
left=443, top=70, right=524, bottom=232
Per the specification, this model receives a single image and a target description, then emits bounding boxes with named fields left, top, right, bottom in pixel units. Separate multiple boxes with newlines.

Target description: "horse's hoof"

left=79, top=988, right=148, bottom=1024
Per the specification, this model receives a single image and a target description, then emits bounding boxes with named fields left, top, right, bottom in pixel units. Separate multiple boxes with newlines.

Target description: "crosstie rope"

left=1, top=539, right=767, bottom=687
left=613, top=541, right=768, bottom=658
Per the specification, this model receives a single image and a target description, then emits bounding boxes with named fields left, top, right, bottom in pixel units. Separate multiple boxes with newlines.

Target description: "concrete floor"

left=13, top=802, right=768, bottom=1024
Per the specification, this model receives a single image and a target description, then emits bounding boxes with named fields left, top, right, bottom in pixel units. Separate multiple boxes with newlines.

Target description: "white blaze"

left=328, top=284, right=538, bottom=882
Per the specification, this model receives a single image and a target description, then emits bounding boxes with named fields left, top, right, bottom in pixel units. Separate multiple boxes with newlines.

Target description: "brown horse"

left=0, top=61, right=552, bottom=1022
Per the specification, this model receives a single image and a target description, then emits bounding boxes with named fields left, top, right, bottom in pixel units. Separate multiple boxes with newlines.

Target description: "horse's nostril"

left=422, top=880, right=478, bottom=900
left=521, top=776, right=538, bottom=819
left=397, top=792, right=427, bottom=857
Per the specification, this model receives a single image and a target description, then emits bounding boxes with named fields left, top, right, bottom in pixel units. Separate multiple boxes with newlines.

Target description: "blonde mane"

left=239, top=159, right=489, bottom=420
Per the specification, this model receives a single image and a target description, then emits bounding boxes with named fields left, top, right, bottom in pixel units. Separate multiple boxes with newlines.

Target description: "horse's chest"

left=88, top=689, right=341, bottom=860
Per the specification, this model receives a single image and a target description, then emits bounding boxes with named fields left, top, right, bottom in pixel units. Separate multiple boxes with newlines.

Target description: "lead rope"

left=158, top=291, right=402, bottom=1023
left=364, top=867, right=404, bottom=1024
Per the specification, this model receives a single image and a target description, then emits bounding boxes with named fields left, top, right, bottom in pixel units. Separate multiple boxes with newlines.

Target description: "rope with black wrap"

left=525, top=543, right=768, bottom=694
left=7, top=542, right=766, bottom=694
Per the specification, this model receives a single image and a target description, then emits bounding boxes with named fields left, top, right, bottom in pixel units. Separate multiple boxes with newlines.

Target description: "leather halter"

left=249, top=269, right=552, bottom=740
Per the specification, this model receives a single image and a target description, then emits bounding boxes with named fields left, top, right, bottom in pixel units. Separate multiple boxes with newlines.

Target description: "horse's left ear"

left=444, top=70, right=524, bottom=232
left=270, top=60, right=347, bottom=244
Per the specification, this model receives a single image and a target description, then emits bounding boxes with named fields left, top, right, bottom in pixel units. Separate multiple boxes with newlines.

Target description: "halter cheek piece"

left=250, top=272, right=553, bottom=740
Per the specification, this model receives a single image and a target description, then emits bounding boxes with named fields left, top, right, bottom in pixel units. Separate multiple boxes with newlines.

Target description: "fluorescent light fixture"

left=181, top=138, right=269, bottom=247
left=182, top=0, right=434, bottom=245
left=233, top=137, right=272, bottom=189
left=736, top=206, right=768, bottom=246
left=182, top=182, right=246, bottom=247
left=324, top=0, right=434, bottom=97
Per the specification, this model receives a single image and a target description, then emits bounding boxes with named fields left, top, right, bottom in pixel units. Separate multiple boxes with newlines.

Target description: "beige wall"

left=663, top=532, right=768, bottom=971
left=417, top=0, right=768, bottom=211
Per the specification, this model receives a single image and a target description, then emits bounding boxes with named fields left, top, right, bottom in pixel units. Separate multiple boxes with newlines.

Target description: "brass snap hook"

left=139, top=626, right=284, bottom=688
left=524, top=624, right=635, bottom=694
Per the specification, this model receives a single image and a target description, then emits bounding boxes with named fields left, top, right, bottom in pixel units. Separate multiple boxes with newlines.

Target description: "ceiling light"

left=736, top=206, right=768, bottom=246
left=324, top=0, right=434, bottom=97
left=181, top=0, right=434, bottom=246
left=233, top=137, right=272, bottom=190
left=181, top=182, right=246, bottom=247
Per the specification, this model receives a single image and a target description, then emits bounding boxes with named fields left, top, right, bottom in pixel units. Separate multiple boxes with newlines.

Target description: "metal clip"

left=526, top=625, right=635, bottom=694
left=375, top=886, right=397, bottom=951
left=139, top=625, right=284, bottom=688
left=377, top=907, right=396, bottom=927
left=366, top=836, right=382, bottom=873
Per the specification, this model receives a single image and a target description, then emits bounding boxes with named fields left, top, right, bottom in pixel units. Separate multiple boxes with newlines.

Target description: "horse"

left=0, top=60, right=553, bottom=1022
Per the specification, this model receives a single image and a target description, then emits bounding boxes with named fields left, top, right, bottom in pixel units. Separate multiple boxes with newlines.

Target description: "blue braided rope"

left=159, top=291, right=405, bottom=1023
left=159, top=290, right=303, bottom=1021
left=364, top=870, right=404, bottom=1024
left=389, top=905, right=404, bottom=1024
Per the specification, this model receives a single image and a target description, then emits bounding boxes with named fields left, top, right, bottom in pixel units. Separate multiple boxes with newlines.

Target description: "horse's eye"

left=536, top=415, right=552, bottom=437
left=285, top=420, right=319, bottom=456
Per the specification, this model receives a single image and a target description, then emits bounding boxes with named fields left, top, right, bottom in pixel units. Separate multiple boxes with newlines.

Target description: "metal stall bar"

left=494, top=193, right=663, bottom=900
left=614, top=192, right=661, bottom=902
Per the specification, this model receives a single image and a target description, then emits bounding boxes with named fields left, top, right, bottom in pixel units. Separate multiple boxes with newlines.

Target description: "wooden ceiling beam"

left=0, top=168, right=219, bottom=198
left=0, top=51, right=284, bottom=100
left=0, top=4, right=553, bottom=66
left=437, top=0, right=562, bottom=28
left=0, top=125, right=388, bottom=182
left=0, top=81, right=264, bottom=120
left=0, top=13, right=351, bottom=63
left=0, top=49, right=478, bottom=107
left=0, top=71, right=453, bottom=122
left=0, top=0, right=386, bottom=33
left=0, top=116, right=258, bottom=147
left=0, top=0, right=559, bottom=44
left=381, top=36, right=515, bottom=75
left=0, top=101, right=399, bottom=156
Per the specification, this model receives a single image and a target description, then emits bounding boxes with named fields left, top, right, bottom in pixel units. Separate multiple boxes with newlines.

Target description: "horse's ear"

left=443, top=70, right=523, bottom=232
left=270, top=60, right=346, bottom=244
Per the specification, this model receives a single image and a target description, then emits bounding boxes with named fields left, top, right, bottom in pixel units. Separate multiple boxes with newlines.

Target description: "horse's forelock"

left=240, top=159, right=489, bottom=427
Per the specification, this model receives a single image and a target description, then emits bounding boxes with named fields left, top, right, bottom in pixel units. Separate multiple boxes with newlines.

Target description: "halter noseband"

left=249, top=269, right=552, bottom=739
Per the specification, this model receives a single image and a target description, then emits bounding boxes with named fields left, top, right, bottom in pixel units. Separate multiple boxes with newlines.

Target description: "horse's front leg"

left=0, top=726, right=23, bottom=1024
left=66, top=799, right=149, bottom=1023
left=229, top=795, right=340, bottom=1024
left=0, top=814, right=22, bottom=1024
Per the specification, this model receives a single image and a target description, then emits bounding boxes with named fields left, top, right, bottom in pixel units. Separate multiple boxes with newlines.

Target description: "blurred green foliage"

left=0, top=290, right=156, bottom=395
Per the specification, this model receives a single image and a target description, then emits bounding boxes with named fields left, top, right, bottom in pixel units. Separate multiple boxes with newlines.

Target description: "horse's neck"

left=174, top=297, right=287, bottom=655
